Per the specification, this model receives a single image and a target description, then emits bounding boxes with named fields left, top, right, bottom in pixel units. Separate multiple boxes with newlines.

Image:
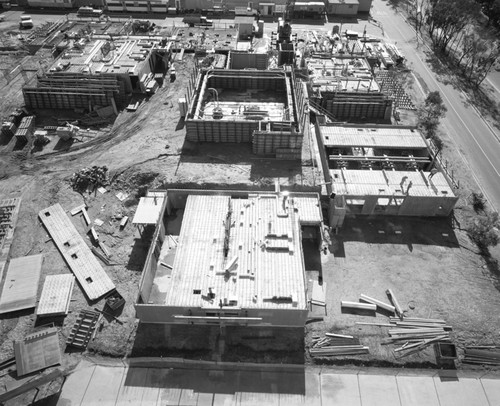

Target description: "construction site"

left=0, top=6, right=499, bottom=405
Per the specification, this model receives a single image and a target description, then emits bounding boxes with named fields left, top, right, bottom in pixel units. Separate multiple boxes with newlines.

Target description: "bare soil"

left=0, top=16, right=499, bottom=404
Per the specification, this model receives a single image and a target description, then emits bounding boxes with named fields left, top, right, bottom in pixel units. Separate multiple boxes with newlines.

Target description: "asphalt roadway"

left=53, top=359, right=500, bottom=405
left=368, top=0, right=500, bottom=212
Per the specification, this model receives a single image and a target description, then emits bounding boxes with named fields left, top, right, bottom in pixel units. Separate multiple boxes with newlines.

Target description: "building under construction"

left=134, top=189, right=323, bottom=327
left=184, top=68, right=307, bottom=159
left=307, top=55, right=393, bottom=122
left=22, top=36, right=170, bottom=111
left=314, top=123, right=458, bottom=226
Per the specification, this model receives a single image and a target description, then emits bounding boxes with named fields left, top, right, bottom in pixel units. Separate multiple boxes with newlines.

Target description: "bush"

left=468, top=212, right=499, bottom=250
left=471, top=192, right=486, bottom=212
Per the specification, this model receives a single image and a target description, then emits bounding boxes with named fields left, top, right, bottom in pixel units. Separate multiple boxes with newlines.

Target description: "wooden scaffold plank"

left=38, top=204, right=115, bottom=300
left=36, top=274, right=75, bottom=317
left=0, top=254, right=43, bottom=314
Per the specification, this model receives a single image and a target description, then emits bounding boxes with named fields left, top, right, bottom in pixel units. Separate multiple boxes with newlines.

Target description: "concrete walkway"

left=54, top=359, right=500, bottom=406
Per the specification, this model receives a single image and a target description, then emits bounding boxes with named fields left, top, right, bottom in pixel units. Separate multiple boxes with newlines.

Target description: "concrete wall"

left=135, top=303, right=309, bottom=327
left=27, top=0, right=74, bottom=7
left=357, top=0, right=372, bottom=12
left=328, top=2, right=358, bottom=15
left=229, top=52, right=268, bottom=70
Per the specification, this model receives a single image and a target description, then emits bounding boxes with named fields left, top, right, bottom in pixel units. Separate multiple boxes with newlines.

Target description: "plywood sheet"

left=36, top=274, right=74, bottom=317
left=0, top=254, right=43, bottom=314
left=14, top=327, right=61, bottom=376
left=39, top=204, right=115, bottom=300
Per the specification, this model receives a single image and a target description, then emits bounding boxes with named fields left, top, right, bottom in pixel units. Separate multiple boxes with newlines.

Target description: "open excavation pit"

left=185, top=68, right=308, bottom=159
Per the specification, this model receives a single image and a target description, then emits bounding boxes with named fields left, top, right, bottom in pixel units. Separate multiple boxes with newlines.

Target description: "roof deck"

left=330, top=169, right=454, bottom=198
left=147, top=192, right=322, bottom=311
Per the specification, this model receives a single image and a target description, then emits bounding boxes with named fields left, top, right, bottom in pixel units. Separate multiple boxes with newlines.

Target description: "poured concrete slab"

left=433, top=377, right=489, bottom=406
left=80, top=365, right=125, bottom=405
left=197, top=392, right=214, bottom=405
left=279, top=393, right=307, bottom=405
left=397, top=376, right=439, bottom=406
left=321, top=373, right=361, bottom=406
left=304, top=370, right=321, bottom=406
left=480, top=378, right=500, bottom=405
left=239, top=391, right=279, bottom=405
left=116, top=367, right=148, bottom=405
left=56, top=364, right=95, bottom=405
left=358, top=374, right=401, bottom=406
left=213, top=393, right=238, bottom=406
left=138, top=368, right=165, bottom=405
left=178, top=388, right=198, bottom=405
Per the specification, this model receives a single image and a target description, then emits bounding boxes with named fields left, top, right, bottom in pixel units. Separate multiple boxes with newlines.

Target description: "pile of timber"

left=463, top=347, right=500, bottom=366
left=386, top=317, right=451, bottom=355
left=310, top=333, right=369, bottom=357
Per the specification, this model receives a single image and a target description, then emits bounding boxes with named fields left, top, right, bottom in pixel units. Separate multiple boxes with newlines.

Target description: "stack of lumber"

left=386, top=317, right=451, bottom=355
left=310, top=333, right=369, bottom=357
left=463, top=347, right=500, bottom=366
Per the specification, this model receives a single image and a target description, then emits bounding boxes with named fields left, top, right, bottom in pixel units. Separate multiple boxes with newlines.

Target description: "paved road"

left=370, top=0, right=500, bottom=211
left=54, top=359, right=500, bottom=406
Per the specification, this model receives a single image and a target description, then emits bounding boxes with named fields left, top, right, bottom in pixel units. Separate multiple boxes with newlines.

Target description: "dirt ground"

left=0, top=14, right=499, bottom=403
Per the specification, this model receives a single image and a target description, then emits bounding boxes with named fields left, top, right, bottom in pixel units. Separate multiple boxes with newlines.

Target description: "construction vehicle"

left=19, top=15, right=33, bottom=29
left=182, top=16, right=213, bottom=27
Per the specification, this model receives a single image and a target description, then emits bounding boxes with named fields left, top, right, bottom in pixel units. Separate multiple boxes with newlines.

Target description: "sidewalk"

left=54, top=358, right=500, bottom=406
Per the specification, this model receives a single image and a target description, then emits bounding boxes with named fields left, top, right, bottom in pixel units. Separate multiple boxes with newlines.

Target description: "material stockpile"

left=462, top=347, right=500, bottom=366
left=70, top=166, right=109, bottom=192
left=23, top=73, right=122, bottom=111
left=310, top=333, right=369, bottom=357
left=376, top=70, right=416, bottom=110
left=14, top=116, right=36, bottom=142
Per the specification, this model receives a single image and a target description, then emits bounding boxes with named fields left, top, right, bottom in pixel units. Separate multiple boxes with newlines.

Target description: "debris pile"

left=310, top=333, right=369, bottom=357
left=70, top=166, right=109, bottom=192
left=463, top=347, right=500, bottom=366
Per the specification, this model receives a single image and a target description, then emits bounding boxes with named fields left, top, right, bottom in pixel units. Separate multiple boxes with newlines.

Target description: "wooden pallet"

left=66, top=310, right=100, bottom=349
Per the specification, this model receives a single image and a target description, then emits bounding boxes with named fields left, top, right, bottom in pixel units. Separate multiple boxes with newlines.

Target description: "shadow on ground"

left=331, top=215, right=459, bottom=257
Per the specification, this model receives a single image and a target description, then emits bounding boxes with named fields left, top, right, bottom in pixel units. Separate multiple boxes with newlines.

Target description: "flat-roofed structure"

left=135, top=189, right=323, bottom=327
left=307, top=56, right=392, bottom=122
left=23, top=37, right=169, bottom=110
left=185, top=68, right=307, bottom=159
left=315, top=123, right=458, bottom=225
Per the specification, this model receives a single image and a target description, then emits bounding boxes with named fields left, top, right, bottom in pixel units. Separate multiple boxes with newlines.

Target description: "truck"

left=19, top=15, right=33, bottom=29
left=77, top=7, right=104, bottom=18
left=182, top=16, right=213, bottom=27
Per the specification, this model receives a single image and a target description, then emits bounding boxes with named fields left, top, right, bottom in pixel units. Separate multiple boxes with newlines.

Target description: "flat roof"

left=313, top=77, right=380, bottom=93
left=331, top=169, right=455, bottom=198
left=320, top=125, right=428, bottom=149
left=133, top=195, right=165, bottom=225
left=162, top=193, right=322, bottom=310
left=51, top=38, right=157, bottom=75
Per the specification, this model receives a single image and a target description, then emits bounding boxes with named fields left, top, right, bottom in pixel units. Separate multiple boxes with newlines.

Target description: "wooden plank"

left=39, top=204, right=115, bottom=300
left=36, top=274, right=74, bottom=317
left=81, top=208, right=91, bottom=226
left=0, top=368, right=65, bottom=403
left=70, top=204, right=86, bottom=216
left=14, top=327, right=61, bottom=376
left=359, top=294, right=395, bottom=313
left=311, top=281, right=326, bottom=305
left=386, top=289, right=404, bottom=318
left=0, top=254, right=43, bottom=314
left=341, top=301, right=376, bottom=311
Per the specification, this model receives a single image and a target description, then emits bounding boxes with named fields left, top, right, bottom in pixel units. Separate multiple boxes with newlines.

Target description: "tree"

left=417, top=91, right=447, bottom=138
left=427, top=0, right=480, bottom=53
